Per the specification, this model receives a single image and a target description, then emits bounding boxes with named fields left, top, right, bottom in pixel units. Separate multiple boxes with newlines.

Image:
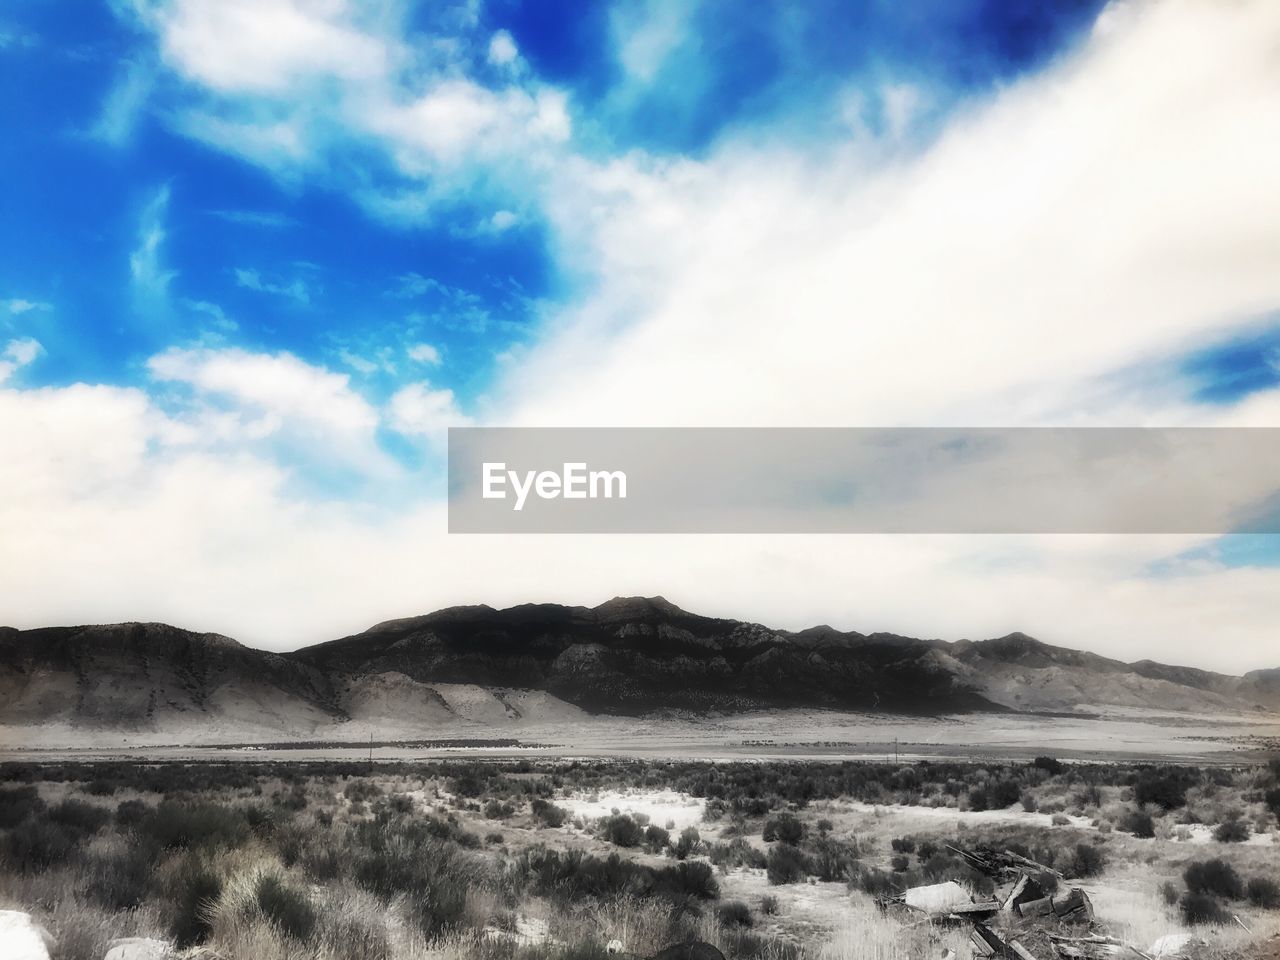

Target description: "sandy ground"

left=3, top=706, right=1277, bottom=762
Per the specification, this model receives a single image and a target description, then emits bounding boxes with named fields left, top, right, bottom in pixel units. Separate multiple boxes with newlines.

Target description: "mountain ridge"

left=1, top=598, right=1276, bottom=738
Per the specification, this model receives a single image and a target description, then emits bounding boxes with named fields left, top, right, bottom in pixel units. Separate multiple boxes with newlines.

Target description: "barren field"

left=3, top=707, right=1278, bottom=765
left=1, top=753, right=1278, bottom=960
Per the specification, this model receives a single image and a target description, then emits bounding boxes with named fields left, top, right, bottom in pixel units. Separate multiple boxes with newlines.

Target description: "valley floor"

left=3, top=706, right=1278, bottom=764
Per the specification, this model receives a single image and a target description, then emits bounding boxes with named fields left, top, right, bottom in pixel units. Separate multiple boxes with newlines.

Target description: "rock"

left=0, top=910, right=53, bottom=960
left=607, top=940, right=625, bottom=954
left=104, top=937, right=175, bottom=960
left=903, top=880, right=973, bottom=914
left=1150, top=933, right=1205, bottom=958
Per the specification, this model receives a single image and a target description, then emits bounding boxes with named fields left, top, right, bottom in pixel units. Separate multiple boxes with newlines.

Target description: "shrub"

left=1247, top=877, right=1280, bottom=909
left=766, top=844, right=809, bottom=885
left=1066, top=843, right=1105, bottom=878
left=1213, top=818, right=1249, bottom=843
left=343, top=780, right=381, bottom=803
left=1121, top=810, right=1155, bottom=838
left=1135, top=770, right=1190, bottom=811
left=988, top=780, right=1021, bottom=809
left=1020, top=793, right=1038, bottom=812
left=709, top=838, right=767, bottom=869
left=115, top=799, right=150, bottom=827
left=890, top=837, right=915, bottom=855
left=4, top=818, right=78, bottom=871
left=600, top=813, right=644, bottom=848
left=89, top=845, right=152, bottom=910
left=644, top=824, right=670, bottom=852
left=483, top=799, right=514, bottom=820
left=1184, top=859, right=1243, bottom=899
left=763, top=813, right=805, bottom=845
left=145, top=802, right=250, bottom=850
left=968, top=788, right=989, bottom=812
left=674, top=826, right=701, bottom=860
left=1180, top=892, right=1229, bottom=925
left=760, top=895, right=779, bottom=915
left=168, top=855, right=222, bottom=948
left=255, top=874, right=317, bottom=941
left=1265, top=787, right=1280, bottom=820
left=1033, top=756, right=1064, bottom=775
left=718, top=901, right=753, bottom=928
left=85, top=778, right=116, bottom=796
left=0, top=784, right=45, bottom=828
left=530, top=798, right=567, bottom=827
left=48, top=798, right=111, bottom=834
left=1160, top=881, right=1179, bottom=906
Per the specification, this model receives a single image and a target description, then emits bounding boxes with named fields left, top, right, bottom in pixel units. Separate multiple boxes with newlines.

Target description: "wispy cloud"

left=208, top=209, right=296, bottom=229
left=89, top=59, right=153, bottom=147
left=2, top=299, right=52, bottom=317
left=0, top=337, right=43, bottom=383
left=234, top=267, right=310, bottom=305
left=129, top=184, right=176, bottom=301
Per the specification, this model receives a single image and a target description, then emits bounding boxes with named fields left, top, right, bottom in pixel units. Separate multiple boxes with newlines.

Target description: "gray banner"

left=447, top=427, right=1280, bottom=533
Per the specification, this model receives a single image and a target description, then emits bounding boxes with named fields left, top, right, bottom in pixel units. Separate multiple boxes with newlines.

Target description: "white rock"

left=607, top=939, right=625, bottom=954
left=103, top=937, right=174, bottom=960
left=902, top=880, right=972, bottom=914
left=0, top=910, right=52, bottom=960
left=1150, top=933, right=1203, bottom=957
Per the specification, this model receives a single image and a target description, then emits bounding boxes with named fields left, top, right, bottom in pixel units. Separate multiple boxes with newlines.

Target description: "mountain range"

left=1, top=597, right=1277, bottom=742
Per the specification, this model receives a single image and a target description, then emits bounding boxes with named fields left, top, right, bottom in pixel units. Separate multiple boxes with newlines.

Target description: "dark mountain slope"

left=0, top=622, right=344, bottom=729
left=287, top=596, right=995, bottom=714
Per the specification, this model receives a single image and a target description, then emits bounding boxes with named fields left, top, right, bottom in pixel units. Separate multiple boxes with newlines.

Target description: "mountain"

left=288, top=596, right=989, bottom=715
left=0, top=599, right=1276, bottom=741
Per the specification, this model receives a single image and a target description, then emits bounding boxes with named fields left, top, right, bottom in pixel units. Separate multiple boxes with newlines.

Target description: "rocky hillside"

left=0, top=598, right=1276, bottom=737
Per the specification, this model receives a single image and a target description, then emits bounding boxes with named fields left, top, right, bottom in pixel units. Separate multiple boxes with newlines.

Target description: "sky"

left=1, top=0, right=1279, bottom=671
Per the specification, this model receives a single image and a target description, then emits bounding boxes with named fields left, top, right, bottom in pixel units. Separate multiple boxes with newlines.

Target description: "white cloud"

left=407, top=343, right=441, bottom=365
left=123, top=0, right=574, bottom=216
left=487, top=30, right=518, bottom=67
left=149, top=346, right=378, bottom=439
left=130, top=184, right=176, bottom=299
left=4, top=0, right=1280, bottom=673
left=2, top=299, right=51, bottom=316
left=612, top=0, right=695, bottom=83
left=0, top=338, right=42, bottom=383
left=502, top=0, right=1280, bottom=431
left=234, top=267, right=310, bottom=305
left=387, top=381, right=468, bottom=440
left=90, top=59, right=154, bottom=146
left=135, top=0, right=393, bottom=94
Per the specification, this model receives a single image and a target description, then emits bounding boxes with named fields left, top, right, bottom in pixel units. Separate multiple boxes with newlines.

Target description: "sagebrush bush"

left=168, top=854, right=222, bottom=947
left=717, top=900, right=753, bottom=928
left=255, top=874, right=317, bottom=941
left=1247, top=876, right=1280, bottom=909
left=0, top=784, right=46, bottom=827
left=48, top=798, right=111, bottom=834
left=1213, top=818, right=1249, bottom=843
left=763, top=812, right=804, bottom=845
left=1184, top=859, right=1243, bottom=899
left=1180, top=891, right=1229, bottom=925
left=145, top=801, right=251, bottom=850
left=766, top=844, right=809, bottom=885
left=5, top=817, right=79, bottom=871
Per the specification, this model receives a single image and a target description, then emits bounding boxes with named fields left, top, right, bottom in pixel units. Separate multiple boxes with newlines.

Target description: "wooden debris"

left=1047, top=934, right=1152, bottom=960
left=1004, top=873, right=1049, bottom=914
left=1017, top=895, right=1055, bottom=918
left=1051, top=888, right=1094, bottom=923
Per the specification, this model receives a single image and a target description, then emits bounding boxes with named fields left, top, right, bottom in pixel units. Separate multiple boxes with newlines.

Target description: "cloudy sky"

left=1, top=0, right=1279, bottom=670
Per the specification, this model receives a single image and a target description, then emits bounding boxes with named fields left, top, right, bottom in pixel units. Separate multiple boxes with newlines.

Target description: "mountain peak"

left=593, top=596, right=689, bottom=620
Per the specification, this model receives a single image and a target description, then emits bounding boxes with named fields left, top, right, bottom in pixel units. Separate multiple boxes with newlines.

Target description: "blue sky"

left=1, top=0, right=1279, bottom=667
left=0, top=0, right=1112, bottom=420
